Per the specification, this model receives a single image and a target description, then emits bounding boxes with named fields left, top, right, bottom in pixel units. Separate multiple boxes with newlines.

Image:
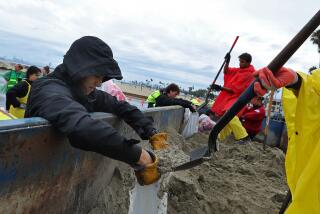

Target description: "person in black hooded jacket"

left=155, top=83, right=196, bottom=112
left=25, top=36, right=168, bottom=185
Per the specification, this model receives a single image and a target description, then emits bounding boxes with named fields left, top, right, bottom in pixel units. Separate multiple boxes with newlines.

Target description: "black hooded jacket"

left=25, top=36, right=155, bottom=165
left=155, top=91, right=195, bottom=112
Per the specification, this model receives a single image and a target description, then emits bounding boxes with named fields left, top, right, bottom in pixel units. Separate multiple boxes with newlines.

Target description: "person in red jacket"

left=211, top=53, right=255, bottom=117
left=240, top=96, right=266, bottom=139
left=209, top=53, right=255, bottom=143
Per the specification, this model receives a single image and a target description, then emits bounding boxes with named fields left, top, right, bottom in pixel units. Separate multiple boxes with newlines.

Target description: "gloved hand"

left=135, top=151, right=160, bottom=185
left=224, top=53, right=231, bottom=64
left=211, top=84, right=222, bottom=91
left=189, top=105, right=196, bottom=113
left=253, top=67, right=298, bottom=96
left=186, top=104, right=196, bottom=113
left=149, top=132, right=169, bottom=150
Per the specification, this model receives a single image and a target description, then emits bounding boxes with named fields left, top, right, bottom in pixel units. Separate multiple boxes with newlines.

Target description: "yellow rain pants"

left=218, top=116, right=248, bottom=140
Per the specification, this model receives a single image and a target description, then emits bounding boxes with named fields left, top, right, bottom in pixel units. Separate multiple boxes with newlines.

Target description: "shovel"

left=197, top=36, right=239, bottom=112
left=173, top=9, right=320, bottom=171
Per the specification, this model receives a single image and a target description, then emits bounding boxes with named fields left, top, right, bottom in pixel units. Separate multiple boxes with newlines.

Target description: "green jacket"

left=146, top=90, right=161, bottom=107
left=3, top=70, right=25, bottom=92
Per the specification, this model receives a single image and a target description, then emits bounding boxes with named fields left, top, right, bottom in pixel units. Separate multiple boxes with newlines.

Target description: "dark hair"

left=43, top=66, right=50, bottom=73
left=26, top=66, right=41, bottom=79
left=16, top=64, right=23, bottom=70
left=165, top=83, right=180, bottom=94
left=239, top=53, right=252, bottom=63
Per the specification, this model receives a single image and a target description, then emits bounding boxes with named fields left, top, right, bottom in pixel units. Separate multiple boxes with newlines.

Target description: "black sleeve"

left=155, top=94, right=194, bottom=111
left=26, top=83, right=142, bottom=165
left=286, top=73, right=302, bottom=91
left=6, top=81, right=29, bottom=108
left=93, top=90, right=156, bottom=140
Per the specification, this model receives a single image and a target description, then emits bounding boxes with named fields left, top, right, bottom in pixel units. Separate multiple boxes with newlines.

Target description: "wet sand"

left=95, top=129, right=287, bottom=214
left=167, top=132, right=287, bottom=214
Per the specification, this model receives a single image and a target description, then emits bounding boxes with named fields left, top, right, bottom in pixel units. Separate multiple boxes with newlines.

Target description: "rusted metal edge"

left=0, top=105, right=183, bottom=133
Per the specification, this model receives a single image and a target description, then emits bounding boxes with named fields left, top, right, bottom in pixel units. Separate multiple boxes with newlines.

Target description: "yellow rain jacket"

left=191, top=98, right=202, bottom=106
left=9, top=81, right=30, bottom=118
left=282, top=69, right=320, bottom=213
left=0, top=110, right=15, bottom=120
left=146, top=90, right=160, bottom=106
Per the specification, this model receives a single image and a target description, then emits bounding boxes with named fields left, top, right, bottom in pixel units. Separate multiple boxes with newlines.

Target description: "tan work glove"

left=135, top=151, right=160, bottom=185
left=149, top=132, right=169, bottom=150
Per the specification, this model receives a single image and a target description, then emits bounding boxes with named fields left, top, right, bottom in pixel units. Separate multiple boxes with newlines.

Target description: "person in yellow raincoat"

left=254, top=67, right=320, bottom=213
left=6, top=66, right=41, bottom=118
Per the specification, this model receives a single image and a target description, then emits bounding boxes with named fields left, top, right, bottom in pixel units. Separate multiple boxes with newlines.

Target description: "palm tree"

left=310, top=29, right=320, bottom=67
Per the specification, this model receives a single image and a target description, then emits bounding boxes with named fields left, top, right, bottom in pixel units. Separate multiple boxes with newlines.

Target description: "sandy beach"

left=116, top=82, right=193, bottom=100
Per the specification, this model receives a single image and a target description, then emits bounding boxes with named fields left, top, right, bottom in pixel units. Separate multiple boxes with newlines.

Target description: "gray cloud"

left=0, top=30, right=66, bottom=65
left=0, top=0, right=319, bottom=88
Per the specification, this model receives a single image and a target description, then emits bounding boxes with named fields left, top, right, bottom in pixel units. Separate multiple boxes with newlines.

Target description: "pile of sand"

left=167, top=132, right=287, bottom=214
left=94, top=129, right=287, bottom=214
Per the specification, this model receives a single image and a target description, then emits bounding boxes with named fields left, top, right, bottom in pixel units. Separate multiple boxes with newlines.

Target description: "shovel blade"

left=171, top=137, right=219, bottom=172
left=172, top=147, right=210, bottom=171
left=172, top=157, right=206, bottom=171
left=190, top=146, right=209, bottom=161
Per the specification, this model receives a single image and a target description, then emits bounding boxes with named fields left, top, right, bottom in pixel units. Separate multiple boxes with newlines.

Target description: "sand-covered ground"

left=167, top=132, right=287, bottom=214
left=89, top=129, right=287, bottom=214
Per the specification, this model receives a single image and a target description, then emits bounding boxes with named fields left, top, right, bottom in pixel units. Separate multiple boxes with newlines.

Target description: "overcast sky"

left=0, top=0, right=319, bottom=88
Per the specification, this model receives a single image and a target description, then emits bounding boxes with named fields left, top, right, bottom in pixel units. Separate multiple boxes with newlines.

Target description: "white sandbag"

left=181, top=108, right=199, bottom=138
left=128, top=181, right=167, bottom=214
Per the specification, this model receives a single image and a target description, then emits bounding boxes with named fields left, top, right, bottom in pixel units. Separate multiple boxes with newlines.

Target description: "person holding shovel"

left=209, top=53, right=255, bottom=143
left=25, top=36, right=168, bottom=186
left=254, top=66, right=320, bottom=213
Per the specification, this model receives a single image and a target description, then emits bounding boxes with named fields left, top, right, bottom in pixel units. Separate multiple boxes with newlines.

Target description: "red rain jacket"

left=211, top=65, right=255, bottom=116
left=240, top=105, right=265, bottom=135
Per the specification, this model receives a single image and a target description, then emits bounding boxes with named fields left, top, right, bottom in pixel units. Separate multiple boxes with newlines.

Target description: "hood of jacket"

left=53, top=36, right=123, bottom=84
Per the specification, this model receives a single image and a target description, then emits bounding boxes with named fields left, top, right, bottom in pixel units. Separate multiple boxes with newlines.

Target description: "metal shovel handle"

left=207, top=9, right=320, bottom=154
left=212, top=36, right=239, bottom=84
left=200, top=36, right=240, bottom=109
